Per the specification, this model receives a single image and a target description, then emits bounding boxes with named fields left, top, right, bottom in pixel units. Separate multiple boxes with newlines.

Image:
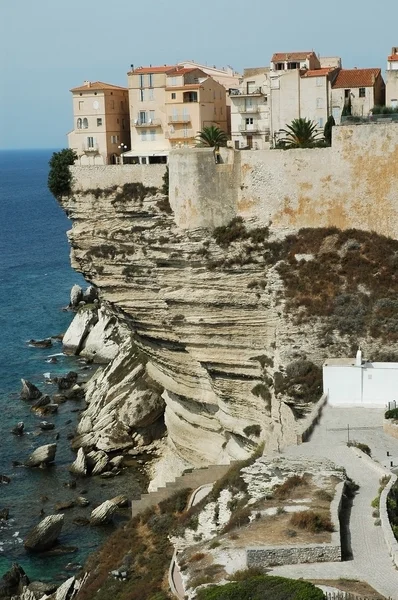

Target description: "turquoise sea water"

left=0, top=150, right=141, bottom=582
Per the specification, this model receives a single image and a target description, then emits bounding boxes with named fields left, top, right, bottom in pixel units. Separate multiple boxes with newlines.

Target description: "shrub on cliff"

left=48, top=149, right=77, bottom=199
left=279, top=118, right=322, bottom=149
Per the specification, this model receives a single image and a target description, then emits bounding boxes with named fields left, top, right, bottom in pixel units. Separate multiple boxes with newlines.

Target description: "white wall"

left=323, top=366, right=362, bottom=406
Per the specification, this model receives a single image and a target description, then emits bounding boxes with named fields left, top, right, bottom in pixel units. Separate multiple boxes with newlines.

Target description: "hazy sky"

left=1, top=0, right=397, bottom=149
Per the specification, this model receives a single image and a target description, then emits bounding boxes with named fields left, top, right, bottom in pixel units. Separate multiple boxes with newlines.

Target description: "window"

left=359, top=87, right=366, bottom=98
left=140, top=89, right=145, bottom=102
left=87, top=136, right=95, bottom=148
left=150, top=129, right=156, bottom=141
left=171, top=93, right=176, bottom=100
left=111, top=100, right=115, bottom=109
left=316, top=98, right=323, bottom=109
left=149, top=73, right=153, bottom=88
left=78, top=101, right=84, bottom=110
left=139, top=74, right=144, bottom=88
left=220, top=106, right=223, bottom=115
left=287, top=62, right=300, bottom=70
left=82, top=118, right=88, bottom=129
left=264, top=95, right=268, bottom=105
left=319, top=118, right=324, bottom=128
left=149, top=110, right=155, bottom=123
left=149, top=88, right=154, bottom=101
left=141, top=130, right=147, bottom=141
left=111, top=135, right=119, bottom=144
left=139, top=111, right=147, bottom=125
left=183, top=91, right=198, bottom=103
left=316, top=77, right=323, bottom=87
left=275, top=63, right=284, bottom=71
left=97, top=118, right=102, bottom=126
left=344, top=89, right=350, bottom=99
left=77, top=118, right=82, bottom=129
left=245, top=117, right=254, bottom=126
left=120, top=100, right=124, bottom=110
left=183, top=125, right=188, bottom=138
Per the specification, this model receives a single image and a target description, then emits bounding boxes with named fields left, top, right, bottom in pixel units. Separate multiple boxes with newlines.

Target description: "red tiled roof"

left=388, top=54, right=398, bottom=61
left=165, top=83, right=203, bottom=91
left=70, top=81, right=127, bottom=92
left=130, top=65, right=176, bottom=74
left=332, top=68, right=381, bottom=88
left=301, top=67, right=335, bottom=78
left=272, top=51, right=315, bottom=62
left=166, top=67, right=199, bottom=75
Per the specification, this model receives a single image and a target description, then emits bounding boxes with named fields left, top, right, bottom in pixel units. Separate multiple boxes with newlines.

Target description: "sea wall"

left=70, top=164, right=165, bottom=191
left=169, top=123, right=398, bottom=237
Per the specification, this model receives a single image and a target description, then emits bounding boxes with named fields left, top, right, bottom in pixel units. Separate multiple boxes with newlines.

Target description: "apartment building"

left=125, top=65, right=228, bottom=163
left=68, top=81, right=130, bottom=165
left=269, top=52, right=340, bottom=143
left=386, top=47, right=398, bottom=108
left=230, top=68, right=270, bottom=149
left=331, top=68, right=385, bottom=123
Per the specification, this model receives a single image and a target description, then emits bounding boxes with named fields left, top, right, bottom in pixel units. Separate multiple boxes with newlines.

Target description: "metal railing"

left=237, top=105, right=260, bottom=113
left=83, top=143, right=99, bottom=152
left=239, top=123, right=260, bottom=132
left=230, top=88, right=263, bottom=96
left=133, top=118, right=162, bottom=127
left=168, top=114, right=191, bottom=124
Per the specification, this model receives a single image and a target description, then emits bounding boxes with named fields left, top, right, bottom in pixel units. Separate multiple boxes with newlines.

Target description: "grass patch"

left=347, top=441, right=371, bottom=456
left=273, top=475, right=307, bottom=499
left=289, top=510, right=334, bottom=533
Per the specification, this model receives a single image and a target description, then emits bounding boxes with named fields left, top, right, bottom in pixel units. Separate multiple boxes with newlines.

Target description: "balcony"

left=237, top=104, right=260, bottom=113
left=83, top=143, right=99, bottom=153
left=230, top=88, right=264, bottom=97
left=168, top=114, right=191, bottom=124
left=133, top=118, right=162, bottom=128
left=239, top=123, right=260, bottom=133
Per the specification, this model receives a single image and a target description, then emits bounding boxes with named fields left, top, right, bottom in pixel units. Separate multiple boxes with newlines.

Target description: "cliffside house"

left=67, top=81, right=130, bottom=165
left=229, top=67, right=270, bottom=150
left=268, top=51, right=341, bottom=144
left=331, top=68, right=386, bottom=123
left=386, top=47, right=398, bottom=108
left=124, top=65, right=228, bottom=164
left=323, top=350, right=398, bottom=407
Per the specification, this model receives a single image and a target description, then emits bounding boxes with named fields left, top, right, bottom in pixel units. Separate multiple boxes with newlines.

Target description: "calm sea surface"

left=0, top=150, right=141, bottom=582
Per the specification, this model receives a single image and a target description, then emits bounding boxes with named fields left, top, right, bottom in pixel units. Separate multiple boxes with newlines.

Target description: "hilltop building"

left=386, top=47, right=398, bottom=108
left=67, top=81, right=130, bottom=165
left=230, top=67, right=270, bottom=150
left=331, top=68, right=385, bottom=123
left=124, top=65, right=228, bottom=164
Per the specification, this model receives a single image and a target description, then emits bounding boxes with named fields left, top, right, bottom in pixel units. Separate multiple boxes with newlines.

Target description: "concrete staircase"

left=131, top=464, right=231, bottom=518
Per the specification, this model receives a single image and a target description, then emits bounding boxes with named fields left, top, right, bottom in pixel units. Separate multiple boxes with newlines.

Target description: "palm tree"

left=196, top=125, right=228, bottom=150
left=279, top=118, right=321, bottom=149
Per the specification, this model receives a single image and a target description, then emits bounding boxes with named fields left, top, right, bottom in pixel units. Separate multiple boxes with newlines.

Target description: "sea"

left=0, top=150, right=142, bottom=583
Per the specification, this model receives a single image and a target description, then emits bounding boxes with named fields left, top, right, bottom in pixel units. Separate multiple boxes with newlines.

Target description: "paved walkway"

left=270, top=406, right=398, bottom=599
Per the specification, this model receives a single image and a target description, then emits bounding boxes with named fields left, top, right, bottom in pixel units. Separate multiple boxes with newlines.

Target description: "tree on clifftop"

left=48, top=149, right=77, bottom=199
left=323, top=115, right=336, bottom=146
left=279, top=118, right=321, bottom=149
left=196, top=126, right=228, bottom=150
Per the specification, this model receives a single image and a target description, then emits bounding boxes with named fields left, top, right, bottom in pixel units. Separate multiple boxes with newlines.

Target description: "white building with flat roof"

left=323, top=350, right=398, bottom=407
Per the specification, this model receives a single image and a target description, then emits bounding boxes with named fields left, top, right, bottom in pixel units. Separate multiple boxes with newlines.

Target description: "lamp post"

left=118, top=143, right=127, bottom=165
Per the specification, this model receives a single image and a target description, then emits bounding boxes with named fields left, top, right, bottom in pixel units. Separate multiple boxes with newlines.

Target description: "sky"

left=0, top=0, right=397, bottom=150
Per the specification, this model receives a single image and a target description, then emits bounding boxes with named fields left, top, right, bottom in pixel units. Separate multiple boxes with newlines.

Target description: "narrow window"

left=83, top=118, right=88, bottom=129
left=139, top=111, right=146, bottom=125
left=122, top=119, right=125, bottom=130
left=171, top=93, right=176, bottom=100
left=87, top=136, right=94, bottom=148
left=111, top=100, right=115, bottom=109
left=140, top=89, right=145, bottom=102
left=316, top=98, right=323, bottom=109
left=77, top=118, right=82, bottom=129
left=139, top=74, right=144, bottom=88
left=359, top=87, right=366, bottom=98
left=149, top=88, right=154, bottom=100
left=319, top=117, right=324, bottom=128
left=97, top=118, right=102, bottom=126
left=316, top=77, right=323, bottom=87
left=78, top=101, right=84, bottom=110
left=149, top=110, right=155, bottom=123
left=150, top=129, right=156, bottom=141
left=149, top=73, right=153, bottom=88
left=141, top=129, right=147, bottom=141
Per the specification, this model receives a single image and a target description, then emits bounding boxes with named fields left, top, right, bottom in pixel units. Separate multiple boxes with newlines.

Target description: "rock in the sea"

left=40, top=404, right=59, bottom=415
left=110, top=494, right=128, bottom=508
left=63, top=309, right=98, bottom=356
left=79, top=306, right=128, bottom=364
left=28, top=338, right=53, bottom=348
left=88, top=450, right=109, bottom=476
left=75, top=496, right=90, bottom=507
left=109, top=455, right=124, bottom=469
left=20, top=379, right=42, bottom=401
left=0, top=563, right=30, bottom=598
left=0, top=474, right=11, bottom=484
left=28, top=580, right=57, bottom=598
left=73, top=516, right=90, bottom=526
left=12, top=421, right=25, bottom=435
left=25, top=444, right=57, bottom=468
left=39, top=421, right=55, bottom=431
left=55, top=501, right=75, bottom=511
left=56, top=371, right=79, bottom=390
left=70, top=284, right=83, bottom=308
left=0, top=508, right=9, bottom=520
left=69, top=448, right=87, bottom=476
left=83, top=285, right=98, bottom=304
left=90, top=500, right=118, bottom=525
left=24, top=514, right=64, bottom=552
left=31, top=394, right=51, bottom=411
left=64, top=384, right=85, bottom=401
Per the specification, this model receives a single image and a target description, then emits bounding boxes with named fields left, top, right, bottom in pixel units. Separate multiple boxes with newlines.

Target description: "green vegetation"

left=387, top=479, right=398, bottom=540
left=113, top=182, right=158, bottom=203
left=385, top=408, right=398, bottom=420
left=196, top=574, right=324, bottom=600
left=243, top=424, right=261, bottom=437
left=161, top=166, right=169, bottom=197
left=347, top=441, right=371, bottom=456
left=273, top=475, right=306, bottom=499
left=372, top=105, right=398, bottom=115
left=274, top=359, right=322, bottom=415
left=76, top=487, right=192, bottom=600
left=196, top=125, right=228, bottom=149
left=371, top=476, right=391, bottom=511
left=48, top=148, right=77, bottom=199
left=289, top=510, right=334, bottom=533
left=278, top=118, right=322, bottom=149
left=323, top=115, right=335, bottom=146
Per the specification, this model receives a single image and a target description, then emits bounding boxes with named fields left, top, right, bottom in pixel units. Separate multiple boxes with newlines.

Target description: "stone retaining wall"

left=247, top=480, right=345, bottom=568
left=70, top=164, right=166, bottom=191
left=296, top=393, right=327, bottom=444
left=380, top=473, right=398, bottom=567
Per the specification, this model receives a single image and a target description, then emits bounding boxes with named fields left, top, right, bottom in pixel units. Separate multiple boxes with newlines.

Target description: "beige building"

left=67, top=81, right=130, bottom=165
left=126, top=65, right=228, bottom=163
left=230, top=67, right=270, bottom=150
left=331, top=68, right=385, bottom=123
left=269, top=51, right=340, bottom=143
left=386, top=47, right=398, bottom=108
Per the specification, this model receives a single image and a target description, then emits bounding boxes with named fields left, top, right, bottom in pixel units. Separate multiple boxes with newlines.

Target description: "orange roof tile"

left=166, top=67, right=199, bottom=75
left=70, top=81, right=127, bottom=92
left=165, top=84, right=203, bottom=91
left=332, top=68, right=381, bottom=88
left=272, top=51, right=316, bottom=62
left=130, top=65, right=177, bottom=74
left=301, top=67, right=336, bottom=78
left=388, top=54, right=398, bottom=61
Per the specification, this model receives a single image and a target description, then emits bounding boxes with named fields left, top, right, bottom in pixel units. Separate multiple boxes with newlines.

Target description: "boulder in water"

left=55, top=501, right=75, bottom=511
left=70, top=284, right=83, bottom=308
left=90, top=500, right=118, bottom=525
left=75, top=496, right=90, bottom=507
left=0, top=474, right=11, bottom=484
left=0, top=563, right=30, bottom=598
left=28, top=338, right=53, bottom=348
left=55, top=371, right=79, bottom=391
left=87, top=450, right=109, bottom=475
left=20, top=379, right=42, bottom=401
left=25, top=444, right=57, bottom=467
left=83, top=285, right=98, bottom=304
left=69, top=448, right=87, bottom=476
left=24, top=514, right=64, bottom=552
left=31, top=395, right=51, bottom=411
left=39, top=421, right=55, bottom=431
left=11, top=421, right=24, bottom=436
left=0, top=508, right=9, bottom=520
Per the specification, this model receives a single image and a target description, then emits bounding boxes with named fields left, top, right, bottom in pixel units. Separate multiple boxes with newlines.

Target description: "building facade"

left=386, top=47, right=398, bottom=108
left=331, top=68, right=385, bottom=123
left=126, top=65, right=228, bottom=163
left=68, top=81, right=130, bottom=165
left=230, top=68, right=270, bottom=149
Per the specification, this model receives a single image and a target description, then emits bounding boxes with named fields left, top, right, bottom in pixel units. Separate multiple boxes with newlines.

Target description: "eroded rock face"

left=69, top=448, right=87, bottom=476
left=24, top=514, right=64, bottom=552
left=59, top=187, right=391, bottom=470
left=20, top=380, right=42, bottom=401
left=25, top=444, right=57, bottom=468
left=90, top=500, right=117, bottom=525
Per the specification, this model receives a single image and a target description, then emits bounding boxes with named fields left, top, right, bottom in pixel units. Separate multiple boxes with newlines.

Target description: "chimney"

left=84, top=80, right=91, bottom=87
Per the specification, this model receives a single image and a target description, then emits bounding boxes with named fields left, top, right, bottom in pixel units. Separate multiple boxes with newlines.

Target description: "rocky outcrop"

left=24, top=514, right=64, bottom=552
left=69, top=448, right=87, bottom=476
left=62, top=308, right=98, bottom=355
left=0, top=563, right=29, bottom=599
left=20, top=380, right=42, bottom=401
left=70, top=284, right=83, bottom=307
left=90, top=500, right=118, bottom=525
left=25, top=444, right=57, bottom=468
